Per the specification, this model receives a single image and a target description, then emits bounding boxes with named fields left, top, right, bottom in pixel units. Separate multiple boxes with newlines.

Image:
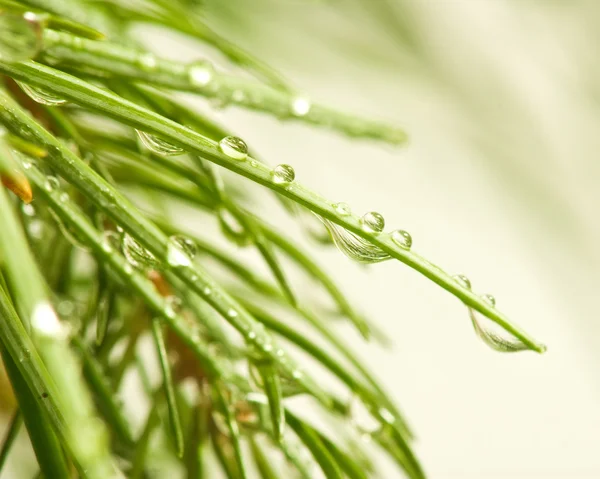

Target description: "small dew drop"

left=44, top=176, right=60, bottom=191
left=360, top=211, right=385, bottom=233
left=202, top=286, right=212, bottom=296
left=292, top=370, right=303, bottom=380
left=333, top=202, right=351, bottom=216
left=21, top=203, right=35, bottom=216
left=218, top=136, right=248, bottom=161
left=378, top=408, right=395, bottom=425
left=122, top=233, right=159, bottom=270
left=136, top=130, right=184, bottom=156
left=58, top=192, right=69, bottom=202
left=101, top=230, right=120, bottom=253
left=263, top=343, right=273, bottom=353
left=248, top=331, right=257, bottom=340
left=138, top=53, right=157, bottom=70
left=453, top=274, right=472, bottom=290
left=391, top=229, right=412, bottom=249
left=276, top=348, right=285, bottom=357
left=482, top=294, right=496, bottom=307
left=164, top=303, right=177, bottom=319
left=226, top=309, right=238, bottom=319
left=166, top=235, right=194, bottom=267
left=271, top=164, right=295, bottom=185
left=291, top=96, right=311, bottom=117
left=188, top=61, right=214, bottom=87
left=17, top=81, right=67, bottom=106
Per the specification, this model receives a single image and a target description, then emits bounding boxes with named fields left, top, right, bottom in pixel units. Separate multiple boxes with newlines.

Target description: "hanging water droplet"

left=188, top=60, right=214, bottom=87
left=333, top=202, right=351, bottom=216
left=166, top=235, right=193, bottom=268
left=468, top=308, right=530, bottom=353
left=122, top=233, right=160, bottom=270
left=391, top=229, right=412, bottom=249
left=317, top=216, right=391, bottom=263
left=218, top=136, right=248, bottom=160
left=360, top=212, right=385, bottom=233
left=101, top=231, right=120, bottom=253
left=272, top=164, right=295, bottom=184
left=290, top=96, right=311, bottom=117
left=482, top=294, right=496, bottom=307
left=453, top=274, right=471, bottom=290
left=16, top=81, right=67, bottom=106
left=136, top=130, right=184, bottom=156
left=44, top=176, right=60, bottom=191
left=138, top=53, right=157, bottom=70
left=0, top=12, right=41, bottom=63
left=218, top=207, right=250, bottom=246
left=166, top=295, right=183, bottom=313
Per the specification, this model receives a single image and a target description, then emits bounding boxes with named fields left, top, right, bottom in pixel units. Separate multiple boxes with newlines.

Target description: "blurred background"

left=4, top=0, right=600, bottom=477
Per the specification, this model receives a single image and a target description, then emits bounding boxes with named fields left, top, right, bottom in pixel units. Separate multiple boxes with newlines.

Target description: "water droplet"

left=16, top=82, right=67, bottom=106
left=202, top=286, right=212, bottom=296
left=21, top=203, right=35, bottom=216
left=0, top=12, right=41, bottom=63
left=44, top=176, right=60, bottom=191
left=188, top=61, right=214, bottom=87
left=31, top=301, right=68, bottom=339
left=248, top=331, right=257, bottom=340
left=136, top=130, right=184, bottom=156
left=317, top=216, right=391, bottom=263
left=101, top=231, right=120, bottom=253
left=166, top=235, right=193, bottom=267
left=165, top=303, right=177, bottom=319
left=166, top=295, right=183, bottom=312
left=333, top=202, right=351, bottom=216
left=58, top=192, right=69, bottom=202
left=291, top=96, right=311, bottom=117
left=482, top=294, right=496, bottom=307
left=226, top=308, right=238, bottom=319
left=391, top=229, right=412, bottom=249
left=378, top=408, right=395, bottom=425
left=276, top=349, right=285, bottom=357
left=28, top=219, right=44, bottom=239
left=272, top=164, right=295, bottom=184
left=292, top=370, right=303, bottom=380
left=122, top=233, right=159, bottom=270
left=468, top=308, right=529, bottom=353
left=453, top=274, right=471, bottom=290
left=218, top=136, right=248, bottom=160
left=360, top=212, right=385, bottom=233
left=138, top=53, right=157, bottom=70
left=263, top=343, right=273, bottom=353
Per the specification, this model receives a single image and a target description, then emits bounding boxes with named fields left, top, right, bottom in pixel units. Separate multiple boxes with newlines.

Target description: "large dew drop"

left=360, top=212, right=385, bottom=233
left=166, top=235, right=196, bottom=267
left=271, top=164, right=295, bottom=184
left=137, top=130, right=184, bottom=156
left=391, top=229, right=412, bottom=250
left=122, top=233, right=160, bottom=270
left=0, top=12, right=41, bottom=63
left=468, top=308, right=530, bottom=353
left=17, top=82, right=67, bottom=106
left=219, top=136, right=248, bottom=160
left=318, top=217, right=391, bottom=263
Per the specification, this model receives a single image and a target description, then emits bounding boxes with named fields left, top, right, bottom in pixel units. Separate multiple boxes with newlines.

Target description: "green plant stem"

left=0, top=62, right=544, bottom=353
left=40, top=30, right=406, bottom=144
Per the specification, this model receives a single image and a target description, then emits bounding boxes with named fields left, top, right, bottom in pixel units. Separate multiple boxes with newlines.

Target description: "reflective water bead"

left=227, top=309, right=238, bottom=319
left=17, top=82, right=67, bottom=106
left=218, top=136, right=248, bottom=160
left=31, top=301, right=68, bottom=339
left=44, top=176, right=60, bottom=191
left=272, top=164, right=295, bottom=184
left=333, top=202, right=351, bottom=216
left=138, top=53, right=157, bottom=70
left=291, top=96, right=311, bottom=117
left=202, top=286, right=212, bottom=296
left=166, top=235, right=194, bottom=268
left=452, top=274, right=472, bottom=290
left=21, top=203, right=35, bottom=216
left=188, top=61, right=214, bottom=87
left=482, top=294, right=496, bottom=307
left=391, top=229, right=412, bottom=249
left=360, top=211, right=385, bottom=233
left=122, top=233, right=160, bottom=270
left=0, top=12, right=41, bottom=63
left=137, top=130, right=184, bottom=156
